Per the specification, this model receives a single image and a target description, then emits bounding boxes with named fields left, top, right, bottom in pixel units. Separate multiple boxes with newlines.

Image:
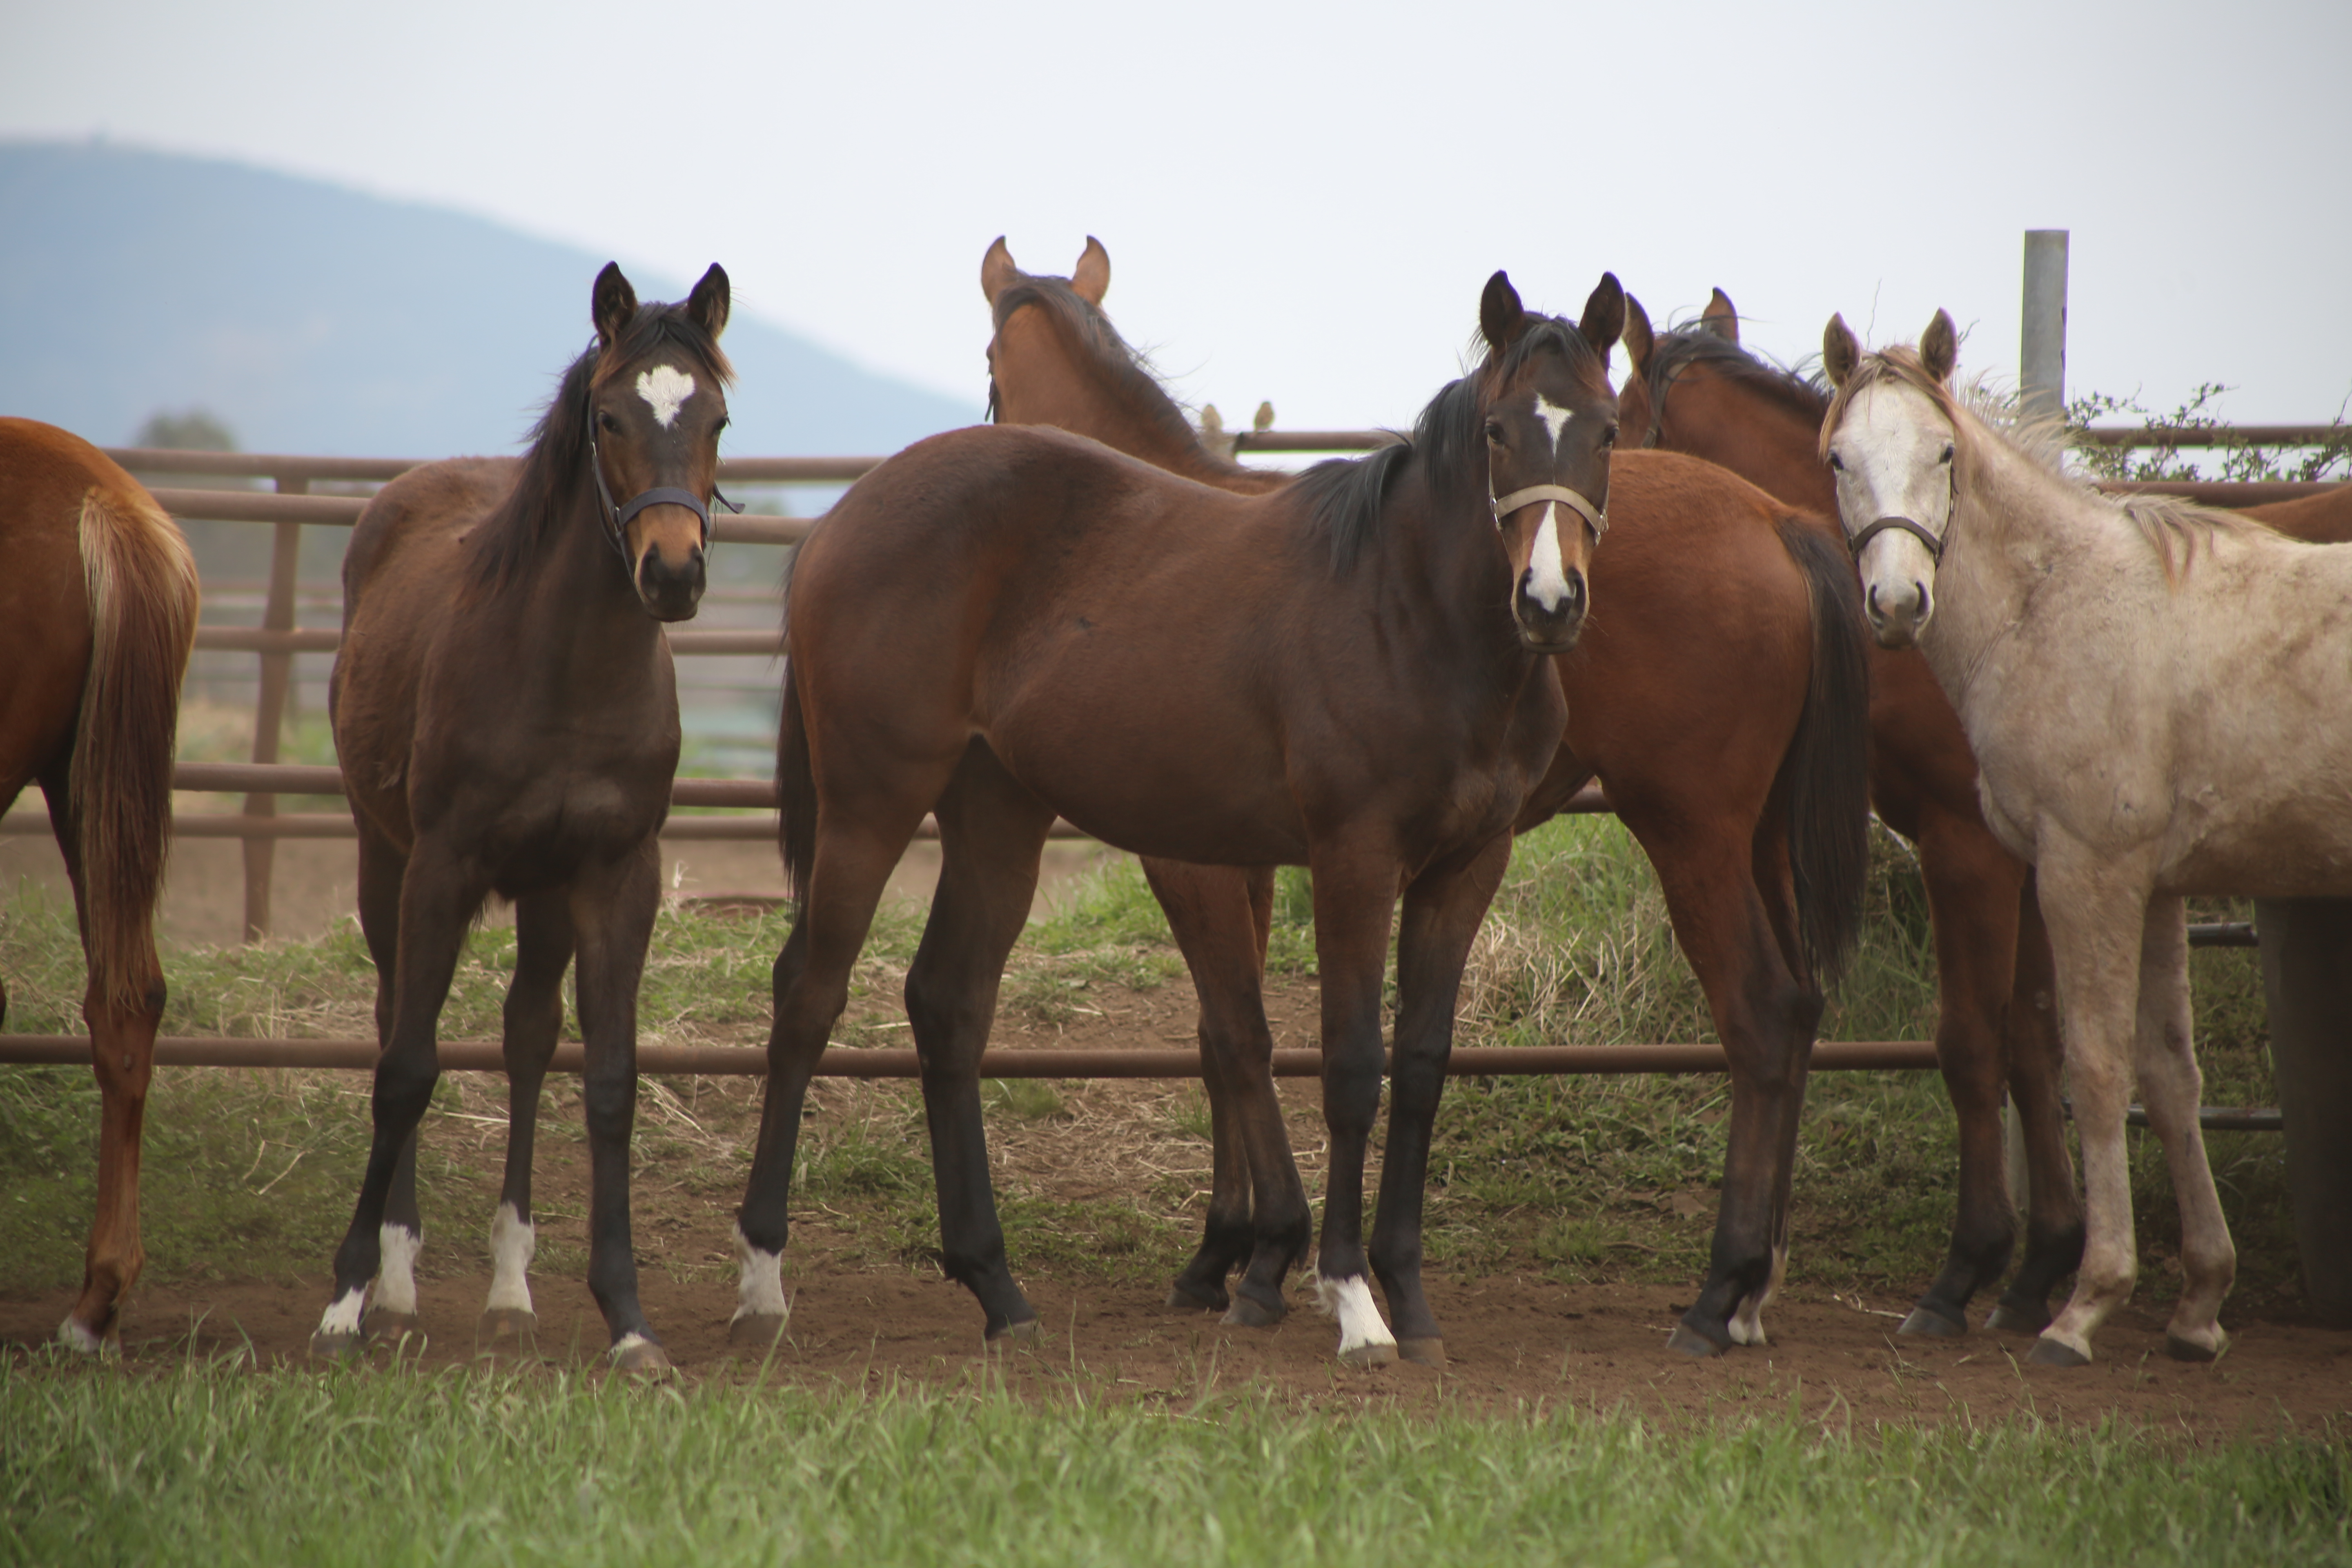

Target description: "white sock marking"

left=1524, top=505, right=1572, bottom=611
left=316, top=1287, right=367, bottom=1339
left=485, top=1203, right=536, bottom=1315
left=732, top=1221, right=790, bottom=1323
left=612, top=1331, right=656, bottom=1360
left=56, top=1317, right=104, bottom=1354
left=374, top=1223, right=422, bottom=1315
left=1729, top=1244, right=1788, bottom=1346
left=1314, top=1273, right=1396, bottom=1355
left=636, top=365, right=695, bottom=428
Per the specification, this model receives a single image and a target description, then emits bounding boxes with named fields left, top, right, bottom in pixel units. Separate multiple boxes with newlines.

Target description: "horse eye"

left=715, top=416, right=730, bottom=434
left=1484, top=421, right=1504, bottom=443
left=598, top=411, right=621, bottom=434
left=1939, top=444, right=1955, bottom=464
left=1603, top=424, right=1619, bottom=448
left=1828, top=452, right=1845, bottom=472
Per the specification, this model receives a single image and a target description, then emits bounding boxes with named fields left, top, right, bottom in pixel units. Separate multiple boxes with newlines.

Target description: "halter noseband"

left=586, top=383, right=743, bottom=570
left=1492, top=482, right=1608, bottom=539
left=1847, top=513, right=1945, bottom=563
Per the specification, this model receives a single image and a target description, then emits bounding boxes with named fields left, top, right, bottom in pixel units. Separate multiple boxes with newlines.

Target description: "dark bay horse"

left=1622, top=290, right=2352, bottom=1341
left=731, top=273, right=1608, bottom=1364
left=974, top=239, right=1874, bottom=1359
left=310, top=263, right=731, bottom=1372
left=0, top=419, right=200, bottom=1351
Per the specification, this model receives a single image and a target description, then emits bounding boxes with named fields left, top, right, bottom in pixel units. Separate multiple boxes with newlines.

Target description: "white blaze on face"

left=374, top=1223, right=423, bottom=1315
left=1523, top=504, right=1572, bottom=612
left=636, top=364, right=697, bottom=429
left=1315, top=1272, right=1397, bottom=1356
left=485, top=1202, right=536, bottom=1315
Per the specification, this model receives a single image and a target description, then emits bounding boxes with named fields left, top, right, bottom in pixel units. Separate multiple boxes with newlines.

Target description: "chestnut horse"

left=309, top=264, right=731, bottom=1372
left=731, top=274, right=1608, bottom=1364
left=0, top=419, right=199, bottom=1351
left=976, top=239, right=1874, bottom=1359
left=1622, top=290, right=2352, bottom=1340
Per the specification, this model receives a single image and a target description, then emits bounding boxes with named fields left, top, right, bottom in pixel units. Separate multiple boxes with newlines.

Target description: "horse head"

left=586, top=262, right=733, bottom=622
left=1473, top=270, right=1622, bottom=653
left=1821, top=309, right=1962, bottom=648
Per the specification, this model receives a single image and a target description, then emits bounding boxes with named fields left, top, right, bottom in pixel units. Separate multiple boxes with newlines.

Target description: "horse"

left=975, top=238, right=1873, bottom=1359
left=1817, top=310, right=2352, bottom=1365
left=308, top=263, right=731, bottom=1372
left=1621, top=287, right=2352, bottom=1342
left=729, top=272, right=1612, bottom=1365
left=0, top=419, right=200, bottom=1351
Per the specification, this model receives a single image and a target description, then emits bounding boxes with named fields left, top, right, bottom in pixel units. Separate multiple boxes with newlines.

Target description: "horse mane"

left=1647, top=327, right=1829, bottom=425
left=1823, top=344, right=2272, bottom=585
left=987, top=274, right=1251, bottom=475
left=471, top=300, right=735, bottom=592
left=1294, top=315, right=1608, bottom=576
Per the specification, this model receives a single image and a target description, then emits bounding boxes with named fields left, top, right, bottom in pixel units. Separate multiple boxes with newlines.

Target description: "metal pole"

left=2020, top=230, right=2069, bottom=425
left=241, top=478, right=307, bottom=941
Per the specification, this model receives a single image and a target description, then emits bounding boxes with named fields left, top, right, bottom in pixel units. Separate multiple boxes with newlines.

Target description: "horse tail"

left=776, top=659, right=817, bottom=908
left=1774, top=514, right=1872, bottom=993
left=70, top=482, right=200, bottom=1011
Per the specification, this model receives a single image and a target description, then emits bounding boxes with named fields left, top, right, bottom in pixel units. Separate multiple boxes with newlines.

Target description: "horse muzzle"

left=1512, top=566, right=1587, bottom=653
left=634, top=533, right=707, bottom=623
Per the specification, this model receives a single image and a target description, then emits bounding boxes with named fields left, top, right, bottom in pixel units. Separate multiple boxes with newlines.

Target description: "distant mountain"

left=0, top=141, right=978, bottom=458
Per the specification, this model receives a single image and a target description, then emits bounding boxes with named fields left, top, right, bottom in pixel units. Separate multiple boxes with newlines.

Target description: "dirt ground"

left=6, top=950, right=2348, bottom=1434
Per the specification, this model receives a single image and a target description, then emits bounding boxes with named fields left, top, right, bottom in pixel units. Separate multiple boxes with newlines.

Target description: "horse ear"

left=686, top=264, right=730, bottom=340
left=1622, top=294, right=1655, bottom=379
left=1822, top=314, right=1861, bottom=390
left=1701, top=288, right=1740, bottom=343
left=1578, top=272, right=1626, bottom=360
left=1479, top=271, right=1527, bottom=352
left=981, top=236, right=1019, bottom=304
left=1071, top=236, right=1110, bottom=304
left=592, top=263, right=638, bottom=350
left=1921, top=309, right=1959, bottom=384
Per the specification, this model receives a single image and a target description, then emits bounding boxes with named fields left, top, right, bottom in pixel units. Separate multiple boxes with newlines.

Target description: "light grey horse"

left=1817, top=310, right=2352, bottom=1366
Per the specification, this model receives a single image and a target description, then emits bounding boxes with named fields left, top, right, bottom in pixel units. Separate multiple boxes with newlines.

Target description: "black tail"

left=777, top=659, right=817, bottom=907
left=1775, top=515, right=1873, bottom=992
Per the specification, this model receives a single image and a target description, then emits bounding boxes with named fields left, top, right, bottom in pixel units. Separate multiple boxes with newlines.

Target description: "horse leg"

left=1145, top=860, right=1306, bottom=1325
left=2028, top=845, right=2156, bottom=1367
left=568, top=840, right=667, bottom=1370
left=1307, top=840, right=1403, bottom=1366
left=1629, top=808, right=1821, bottom=1357
left=902, top=746, right=1057, bottom=1341
left=1898, top=814, right=2030, bottom=1336
left=1988, top=874, right=2085, bottom=1334
left=2130, top=895, right=2235, bottom=1362
left=312, top=839, right=481, bottom=1355
left=42, top=773, right=166, bottom=1351
left=344, top=822, right=428, bottom=1341
left=733, top=803, right=937, bottom=1343
left=477, top=888, right=574, bottom=1349
left=1370, top=832, right=1515, bottom=1367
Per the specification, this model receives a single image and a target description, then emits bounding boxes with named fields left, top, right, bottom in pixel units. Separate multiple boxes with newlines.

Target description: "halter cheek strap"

left=1492, top=483, right=1608, bottom=539
left=588, top=416, right=744, bottom=569
left=1847, top=514, right=1945, bottom=563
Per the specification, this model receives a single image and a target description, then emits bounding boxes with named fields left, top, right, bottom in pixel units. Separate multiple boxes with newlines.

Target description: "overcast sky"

left=4, top=0, right=2345, bottom=434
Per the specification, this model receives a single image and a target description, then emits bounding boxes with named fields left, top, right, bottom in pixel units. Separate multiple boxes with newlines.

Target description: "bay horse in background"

left=1817, top=312, right=2352, bottom=1365
left=732, top=273, right=1607, bottom=1365
left=1621, top=288, right=2352, bottom=1341
left=0, top=420, right=200, bottom=1351
left=310, top=263, right=732, bottom=1372
left=980, top=239, right=1874, bottom=1359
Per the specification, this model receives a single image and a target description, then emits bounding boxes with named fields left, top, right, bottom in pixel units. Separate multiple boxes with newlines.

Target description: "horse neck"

left=494, top=497, right=670, bottom=703
left=1376, top=467, right=1528, bottom=668
left=1675, top=378, right=1834, bottom=512
left=1915, top=428, right=2086, bottom=695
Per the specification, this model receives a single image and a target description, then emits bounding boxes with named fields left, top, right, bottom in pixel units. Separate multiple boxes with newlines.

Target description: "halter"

left=586, top=383, right=743, bottom=569
left=1847, top=514, right=1945, bottom=564
left=1491, top=482, right=1608, bottom=539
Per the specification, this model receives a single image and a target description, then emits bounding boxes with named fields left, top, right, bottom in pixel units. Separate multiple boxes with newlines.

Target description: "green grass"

left=3, top=1360, right=2348, bottom=1568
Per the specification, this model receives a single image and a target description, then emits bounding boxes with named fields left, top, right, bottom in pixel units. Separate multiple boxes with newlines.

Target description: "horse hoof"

left=1338, top=1340, right=1398, bottom=1368
left=1397, top=1336, right=1447, bottom=1368
left=2026, top=1336, right=2091, bottom=1368
left=56, top=1318, right=107, bottom=1356
left=309, top=1330, right=361, bottom=1360
left=727, top=1311, right=788, bottom=1348
left=365, top=1310, right=422, bottom=1343
left=1665, top=1323, right=1728, bottom=1360
left=477, top=1310, right=538, bottom=1353
left=611, top=1336, right=673, bottom=1376
left=2165, top=1329, right=2229, bottom=1364
left=1986, top=1300, right=2052, bottom=1335
left=1220, top=1288, right=1286, bottom=1330
left=1898, top=1305, right=1967, bottom=1339
left=1167, top=1281, right=1229, bottom=1314
left=988, top=1317, right=1042, bottom=1349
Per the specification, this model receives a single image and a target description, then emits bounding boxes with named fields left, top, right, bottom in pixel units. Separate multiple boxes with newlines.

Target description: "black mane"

left=1646, top=327, right=1827, bottom=426
left=1294, top=314, right=1607, bottom=575
left=471, top=300, right=735, bottom=592
left=987, top=275, right=1221, bottom=466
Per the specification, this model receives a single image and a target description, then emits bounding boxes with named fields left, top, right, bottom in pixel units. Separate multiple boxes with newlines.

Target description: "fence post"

left=241, top=478, right=306, bottom=941
left=2020, top=230, right=2069, bottom=425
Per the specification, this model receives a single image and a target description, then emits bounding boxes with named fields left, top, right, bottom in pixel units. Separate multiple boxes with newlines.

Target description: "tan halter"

left=1491, top=482, right=1608, bottom=539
